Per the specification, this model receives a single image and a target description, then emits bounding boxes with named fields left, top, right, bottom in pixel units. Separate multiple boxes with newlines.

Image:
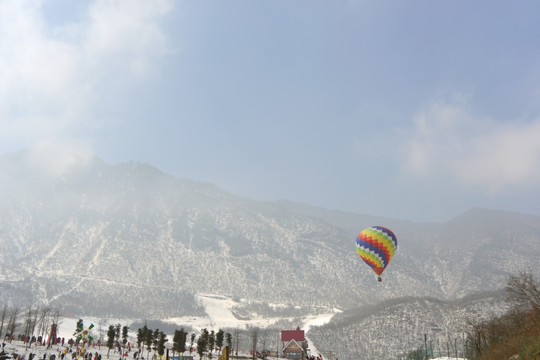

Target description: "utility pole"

left=276, top=330, right=280, bottom=358
left=234, top=329, right=239, bottom=359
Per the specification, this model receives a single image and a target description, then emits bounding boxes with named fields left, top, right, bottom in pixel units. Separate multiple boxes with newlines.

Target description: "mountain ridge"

left=0, top=152, right=538, bottom=331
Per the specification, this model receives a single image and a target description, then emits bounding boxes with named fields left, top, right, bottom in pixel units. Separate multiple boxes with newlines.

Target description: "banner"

left=219, top=346, right=229, bottom=360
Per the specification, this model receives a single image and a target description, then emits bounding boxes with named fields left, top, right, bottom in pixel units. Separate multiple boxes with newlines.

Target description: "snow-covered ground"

left=162, top=294, right=282, bottom=330
left=162, top=294, right=341, bottom=332
left=0, top=339, right=465, bottom=360
left=1, top=339, right=128, bottom=360
left=24, top=293, right=339, bottom=360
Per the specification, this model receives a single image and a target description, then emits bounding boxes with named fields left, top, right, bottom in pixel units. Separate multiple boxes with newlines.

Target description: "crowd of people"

left=1, top=336, right=131, bottom=360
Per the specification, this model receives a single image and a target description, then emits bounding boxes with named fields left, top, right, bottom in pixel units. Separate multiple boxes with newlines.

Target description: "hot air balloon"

left=355, top=226, right=397, bottom=282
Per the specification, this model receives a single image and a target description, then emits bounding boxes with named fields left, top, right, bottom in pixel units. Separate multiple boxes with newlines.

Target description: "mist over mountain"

left=0, top=150, right=539, bottom=357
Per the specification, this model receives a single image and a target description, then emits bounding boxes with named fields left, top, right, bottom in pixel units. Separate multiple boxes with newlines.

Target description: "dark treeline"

left=463, top=270, right=540, bottom=359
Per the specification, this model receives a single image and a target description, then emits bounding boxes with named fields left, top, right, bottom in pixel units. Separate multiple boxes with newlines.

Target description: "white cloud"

left=0, top=0, right=173, bottom=171
left=457, top=120, right=540, bottom=191
left=400, top=101, right=540, bottom=192
left=85, top=0, right=173, bottom=77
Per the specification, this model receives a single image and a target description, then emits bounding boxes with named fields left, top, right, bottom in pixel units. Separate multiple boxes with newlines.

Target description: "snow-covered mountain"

left=308, top=290, right=508, bottom=360
left=0, top=150, right=539, bottom=358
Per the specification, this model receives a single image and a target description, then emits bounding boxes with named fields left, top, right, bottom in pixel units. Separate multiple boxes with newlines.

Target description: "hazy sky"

left=1, top=0, right=540, bottom=222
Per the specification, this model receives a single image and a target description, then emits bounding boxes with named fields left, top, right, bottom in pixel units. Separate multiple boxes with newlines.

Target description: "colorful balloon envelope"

left=356, top=226, right=397, bottom=281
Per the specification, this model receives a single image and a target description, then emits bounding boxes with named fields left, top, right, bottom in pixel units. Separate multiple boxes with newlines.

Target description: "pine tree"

left=114, top=323, right=121, bottom=352
left=190, top=333, right=196, bottom=355
left=209, top=330, right=215, bottom=358
left=173, top=330, right=180, bottom=357
left=179, top=329, right=187, bottom=353
left=107, top=325, right=116, bottom=358
left=144, top=326, right=153, bottom=359
left=173, top=329, right=187, bottom=356
left=197, top=329, right=209, bottom=360
left=122, top=326, right=129, bottom=348
left=157, top=331, right=167, bottom=357
left=137, top=328, right=144, bottom=351
left=216, top=329, right=224, bottom=352
left=152, top=328, right=160, bottom=354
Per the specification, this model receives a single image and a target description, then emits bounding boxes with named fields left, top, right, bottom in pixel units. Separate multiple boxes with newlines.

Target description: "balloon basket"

left=377, top=276, right=382, bottom=282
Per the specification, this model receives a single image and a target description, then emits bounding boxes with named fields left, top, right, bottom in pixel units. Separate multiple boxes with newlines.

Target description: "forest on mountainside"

left=462, top=271, right=540, bottom=360
left=307, top=271, right=540, bottom=360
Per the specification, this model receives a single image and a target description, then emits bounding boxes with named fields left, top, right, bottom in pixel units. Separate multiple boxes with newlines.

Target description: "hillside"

left=1, top=151, right=539, bottom=315
left=308, top=291, right=508, bottom=360
left=0, top=151, right=539, bottom=358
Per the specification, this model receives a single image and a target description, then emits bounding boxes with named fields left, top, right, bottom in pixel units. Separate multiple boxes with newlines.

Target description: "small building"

left=281, top=327, right=306, bottom=360
left=282, top=339, right=305, bottom=359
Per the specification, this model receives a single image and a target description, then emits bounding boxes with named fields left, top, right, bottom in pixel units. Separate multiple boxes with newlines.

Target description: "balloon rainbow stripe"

left=355, top=226, right=397, bottom=276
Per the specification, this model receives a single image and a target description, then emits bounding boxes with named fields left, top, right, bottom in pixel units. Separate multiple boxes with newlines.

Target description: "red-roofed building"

left=281, top=327, right=305, bottom=343
left=281, top=327, right=306, bottom=359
